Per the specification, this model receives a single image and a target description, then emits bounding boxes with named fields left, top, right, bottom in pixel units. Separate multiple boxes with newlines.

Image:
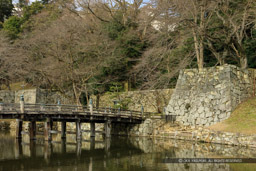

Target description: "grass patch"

left=208, top=97, right=256, bottom=135
left=230, top=164, right=256, bottom=171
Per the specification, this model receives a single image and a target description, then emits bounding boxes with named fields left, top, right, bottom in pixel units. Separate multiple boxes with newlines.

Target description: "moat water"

left=0, top=131, right=256, bottom=171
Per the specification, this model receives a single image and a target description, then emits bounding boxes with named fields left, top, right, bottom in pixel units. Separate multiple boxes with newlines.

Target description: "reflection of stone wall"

left=166, top=65, right=256, bottom=126
left=130, top=137, right=256, bottom=171
left=92, top=89, right=173, bottom=113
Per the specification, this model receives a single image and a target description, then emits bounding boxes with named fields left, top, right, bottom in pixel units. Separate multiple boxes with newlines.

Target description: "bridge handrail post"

left=163, top=107, right=166, bottom=120
left=118, top=107, right=121, bottom=116
left=141, top=105, right=144, bottom=117
left=109, top=106, right=111, bottom=113
left=40, top=103, right=45, bottom=111
left=0, top=103, right=3, bottom=111
left=20, top=95, right=24, bottom=114
left=89, top=98, right=93, bottom=115
left=57, top=99, right=61, bottom=112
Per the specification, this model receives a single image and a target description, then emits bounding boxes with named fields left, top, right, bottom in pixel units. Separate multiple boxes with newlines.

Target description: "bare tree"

left=0, top=32, right=28, bottom=89
left=19, top=10, right=114, bottom=105
left=214, top=0, right=256, bottom=69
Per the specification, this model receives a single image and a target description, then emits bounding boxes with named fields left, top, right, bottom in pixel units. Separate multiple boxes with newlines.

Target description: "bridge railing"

left=0, top=103, right=20, bottom=112
left=24, top=103, right=88, bottom=113
left=0, top=102, right=158, bottom=119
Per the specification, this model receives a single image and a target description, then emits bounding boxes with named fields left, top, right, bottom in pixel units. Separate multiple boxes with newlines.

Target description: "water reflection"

left=0, top=131, right=256, bottom=171
left=0, top=131, right=145, bottom=171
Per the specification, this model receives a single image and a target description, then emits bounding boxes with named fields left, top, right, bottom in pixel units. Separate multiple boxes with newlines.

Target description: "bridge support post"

left=104, top=120, right=111, bottom=138
left=61, top=139, right=66, bottom=154
left=90, top=137, right=95, bottom=150
left=76, top=120, right=82, bottom=141
left=61, top=121, right=66, bottom=139
left=44, top=118, right=53, bottom=141
left=90, top=122, right=95, bottom=137
left=15, top=139, right=23, bottom=158
left=29, top=121, right=36, bottom=140
left=16, top=119, right=23, bottom=139
left=104, top=137, right=111, bottom=152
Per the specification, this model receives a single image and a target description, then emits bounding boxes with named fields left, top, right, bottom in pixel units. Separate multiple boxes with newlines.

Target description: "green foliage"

left=100, top=13, right=146, bottom=85
left=3, top=1, right=44, bottom=39
left=107, top=82, right=131, bottom=110
left=0, top=0, right=13, bottom=23
left=41, top=0, right=49, bottom=4
left=22, top=2, right=44, bottom=21
left=104, top=16, right=125, bottom=40
left=109, top=82, right=123, bottom=93
left=3, top=16, right=22, bottom=39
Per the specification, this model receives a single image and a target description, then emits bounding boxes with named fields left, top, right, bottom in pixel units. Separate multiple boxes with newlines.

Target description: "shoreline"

left=1, top=119, right=256, bottom=148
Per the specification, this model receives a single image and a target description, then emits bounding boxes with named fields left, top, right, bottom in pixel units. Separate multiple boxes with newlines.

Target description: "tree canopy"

left=0, top=0, right=255, bottom=104
left=0, top=0, right=13, bottom=23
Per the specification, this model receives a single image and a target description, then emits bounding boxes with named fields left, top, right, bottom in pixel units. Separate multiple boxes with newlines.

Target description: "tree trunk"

left=96, top=94, right=100, bottom=108
left=240, top=56, right=248, bottom=69
left=192, top=28, right=204, bottom=69
left=72, top=82, right=81, bottom=106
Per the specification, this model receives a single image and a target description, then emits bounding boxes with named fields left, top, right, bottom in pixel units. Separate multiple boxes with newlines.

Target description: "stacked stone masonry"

left=129, top=119, right=256, bottom=148
left=92, top=89, right=173, bottom=113
left=166, top=65, right=256, bottom=126
left=0, top=88, right=72, bottom=104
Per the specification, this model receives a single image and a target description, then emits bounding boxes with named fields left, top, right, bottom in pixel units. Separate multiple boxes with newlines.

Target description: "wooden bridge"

left=0, top=99, right=150, bottom=141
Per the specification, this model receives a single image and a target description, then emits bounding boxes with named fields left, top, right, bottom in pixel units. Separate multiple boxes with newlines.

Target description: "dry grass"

left=229, top=164, right=256, bottom=171
left=208, top=97, right=256, bottom=135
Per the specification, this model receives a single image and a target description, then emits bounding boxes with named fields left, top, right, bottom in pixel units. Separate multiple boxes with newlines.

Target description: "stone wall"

left=165, top=65, right=256, bottom=126
left=129, top=119, right=256, bottom=148
left=0, top=91, right=15, bottom=103
left=0, top=88, right=72, bottom=104
left=36, top=89, right=73, bottom=104
left=15, top=89, right=37, bottom=103
left=92, top=89, right=173, bottom=113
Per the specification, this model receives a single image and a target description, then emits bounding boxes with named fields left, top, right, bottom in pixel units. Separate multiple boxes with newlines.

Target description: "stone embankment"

left=166, top=65, right=256, bottom=126
left=130, top=119, right=256, bottom=148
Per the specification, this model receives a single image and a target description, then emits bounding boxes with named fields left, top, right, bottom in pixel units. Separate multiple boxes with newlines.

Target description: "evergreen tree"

left=0, top=0, right=13, bottom=23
